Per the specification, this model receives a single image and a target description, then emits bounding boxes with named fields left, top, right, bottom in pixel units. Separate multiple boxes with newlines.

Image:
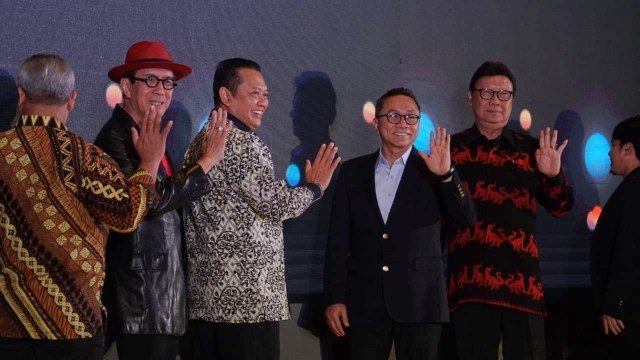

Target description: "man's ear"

left=219, top=87, right=232, bottom=107
left=120, top=78, right=132, bottom=98
left=17, top=87, right=27, bottom=112
left=623, top=142, right=636, bottom=157
left=67, top=90, right=77, bottom=112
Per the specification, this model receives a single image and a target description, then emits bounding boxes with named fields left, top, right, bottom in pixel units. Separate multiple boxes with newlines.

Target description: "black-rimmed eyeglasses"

left=473, top=88, right=513, bottom=101
left=376, top=112, right=420, bottom=125
left=129, top=75, right=177, bottom=90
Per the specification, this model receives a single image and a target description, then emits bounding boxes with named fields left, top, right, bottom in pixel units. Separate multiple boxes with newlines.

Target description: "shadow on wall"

left=283, top=70, right=338, bottom=302
left=163, top=100, right=193, bottom=169
left=538, top=110, right=605, bottom=360
left=0, top=69, right=18, bottom=131
left=283, top=71, right=351, bottom=360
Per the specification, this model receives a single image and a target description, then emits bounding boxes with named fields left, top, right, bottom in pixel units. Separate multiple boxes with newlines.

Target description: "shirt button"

left=382, top=265, right=389, bottom=272
left=382, top=233, right=389, bottom=240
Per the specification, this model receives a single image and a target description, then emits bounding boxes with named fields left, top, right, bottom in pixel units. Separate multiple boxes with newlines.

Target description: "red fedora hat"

left=108, top=41, right=192, bottom=82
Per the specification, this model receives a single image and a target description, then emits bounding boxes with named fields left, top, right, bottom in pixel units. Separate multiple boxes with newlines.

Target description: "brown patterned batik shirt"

left=0, top=115, right=156, bottom=339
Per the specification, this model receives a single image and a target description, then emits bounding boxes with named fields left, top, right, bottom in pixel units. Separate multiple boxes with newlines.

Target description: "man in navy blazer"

left=324, top=88, right=476, bottom=360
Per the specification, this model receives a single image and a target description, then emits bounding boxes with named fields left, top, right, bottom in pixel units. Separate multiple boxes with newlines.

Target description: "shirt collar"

left=18, top=115, right=67, bottom=131
left=377, top=146, right=412, bottom=168
left=464, top=123, right=516, bottom=147
left=225, top=111, right=252, bottom=132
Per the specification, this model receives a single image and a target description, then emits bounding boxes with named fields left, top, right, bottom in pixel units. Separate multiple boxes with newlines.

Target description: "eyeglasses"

left=473, top=88, right=513, bottom=101
left=129, top=75, right=177, bottom=90
left=376, top=112, right=420, bottom=125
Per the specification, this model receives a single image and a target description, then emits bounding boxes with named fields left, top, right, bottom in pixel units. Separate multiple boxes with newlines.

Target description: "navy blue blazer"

left=324, top=148, right=476, bottom=323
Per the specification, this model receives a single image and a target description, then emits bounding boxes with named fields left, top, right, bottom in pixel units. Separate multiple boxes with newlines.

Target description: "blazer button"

left=382, top=265, right=389, bottom=272
left=382, top=233, right=389, bottom=240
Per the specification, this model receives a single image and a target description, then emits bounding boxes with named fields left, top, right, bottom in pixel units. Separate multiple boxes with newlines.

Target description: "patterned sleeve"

left=79, top=142, right=156, bottom=233
left=537, top=168, right=574, bottom=217
left=187, top=126, right=315, bottom=221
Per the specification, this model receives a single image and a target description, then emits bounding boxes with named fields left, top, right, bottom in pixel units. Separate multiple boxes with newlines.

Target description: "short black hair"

left=612, top=115, right=640, bottom=160
left=469, top=61, right=517, bottom=97
left=375, top=87, right=421, bottom=116
left=213, top=58, right=261, bottom=107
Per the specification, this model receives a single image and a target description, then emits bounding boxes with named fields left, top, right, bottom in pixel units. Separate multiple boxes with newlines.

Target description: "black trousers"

left=115, top=333, right=179, bottom=360
left=451, top=303, right=546, bottom=360
left=0, top=336, right=103, bottom=360
left=349, top=315, right=442, bottom=360
left=601, top=322, right=640, bottom=360
left=188, top=319, right=279, bottom=360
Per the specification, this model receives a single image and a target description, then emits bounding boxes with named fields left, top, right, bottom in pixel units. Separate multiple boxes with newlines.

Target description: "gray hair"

left=17, top=54, right=75, bottom=105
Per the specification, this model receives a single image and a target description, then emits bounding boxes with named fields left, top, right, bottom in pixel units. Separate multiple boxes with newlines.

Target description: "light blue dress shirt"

left=375, top=147, right=412, bottom=223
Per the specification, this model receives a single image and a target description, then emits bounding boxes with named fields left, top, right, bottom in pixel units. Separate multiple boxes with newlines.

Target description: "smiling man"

left=182, top=58, right=340, bottom=360
left=94, top=41, right=229, bottom=360
left=446, top=61, right=574, bottom=360
left=323, top=88, right=476, bottom=360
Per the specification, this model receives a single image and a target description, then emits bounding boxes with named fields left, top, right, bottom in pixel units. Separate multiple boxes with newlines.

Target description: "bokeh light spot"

left=105, top=83, right=122, bottom=109
left=585, top=132, right=610, bottom=179
left=519, top=109, right=532, bottom=131
left=199, top=117, right=209, bottom=132
left=363, top=101, right=375, bottom=124
left=587, top=205, right=602, bottom=231
left=413, top=112, right=435, bottom=154
left=286, top=163, right=301, bottom=187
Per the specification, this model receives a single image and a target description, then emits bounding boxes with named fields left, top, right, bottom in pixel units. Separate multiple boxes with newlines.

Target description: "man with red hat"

left=94, top=40, right=230, bottom=360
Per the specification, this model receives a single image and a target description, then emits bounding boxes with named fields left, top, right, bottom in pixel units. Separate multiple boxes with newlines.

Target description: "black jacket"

left=324, top=148, right=476, bottom=323
left=591, top=166, right=640, bottom=323
left=95, top=106, right=210, bottom=335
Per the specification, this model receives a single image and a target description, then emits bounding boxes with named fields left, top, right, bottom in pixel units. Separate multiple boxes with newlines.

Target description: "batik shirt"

left=0, top=115, right=155, bottom=339
left=447, top=125, right=573, bottom=315
left=183, top=115, right=319, bottom=323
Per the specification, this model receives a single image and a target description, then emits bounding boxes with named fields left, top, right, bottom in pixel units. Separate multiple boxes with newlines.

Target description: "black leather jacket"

left=95, top=106, right=210, bottom=335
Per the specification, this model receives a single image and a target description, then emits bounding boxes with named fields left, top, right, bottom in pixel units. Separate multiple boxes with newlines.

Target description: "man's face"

left=373, top=94, right=420, bottom=153
left=121, top=68, right=174, bottom=123
left=609, top=139, right=625, bottom=175
left=468, top=75, right=513, bottom=134
left=224, top=68, right=269, bottom=130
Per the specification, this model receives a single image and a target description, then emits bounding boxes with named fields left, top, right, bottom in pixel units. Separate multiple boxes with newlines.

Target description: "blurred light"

left=587, top=205, right=602, bottom=231
left=198, top=117, right=209, bottom=132
left=105, top=83, right=122, bottom=109
left=585, top=132, right=610, bottom=179
left=413, top=112, right=435, bottom=154
left=363, top=101, right=375, bottom=124
left=286, top=163, right=301, bottom=187
left=519, top=109, right=532, bottom=131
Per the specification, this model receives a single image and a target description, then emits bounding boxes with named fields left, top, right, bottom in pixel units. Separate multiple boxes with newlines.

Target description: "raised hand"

left=535, top=127, right=567, bottom=177
left=132, top=106, right=172, bottom=178
left=197, top=108, right=231, bottom=173
left=418, top=126, right=451, bottom=178
left=304, top=143, right=341, bottom=191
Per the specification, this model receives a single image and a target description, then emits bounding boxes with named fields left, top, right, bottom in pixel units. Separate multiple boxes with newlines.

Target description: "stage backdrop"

left=1, top=0, right=639, bottom=302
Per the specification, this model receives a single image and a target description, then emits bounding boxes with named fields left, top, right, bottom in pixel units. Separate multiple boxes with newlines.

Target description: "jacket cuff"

left=302, top=182, right=324, bottom=201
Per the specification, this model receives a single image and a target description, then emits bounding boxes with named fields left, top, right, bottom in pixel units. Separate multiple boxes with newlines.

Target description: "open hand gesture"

left=536, top=127, right=567, bottom=177
left=418, top=126, right=451, bottom=178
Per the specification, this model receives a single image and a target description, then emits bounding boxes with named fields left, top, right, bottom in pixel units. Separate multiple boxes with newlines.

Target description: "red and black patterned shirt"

left=0, top=115, right=156, bottom=339
left=447, top=125, right=573, bottom=315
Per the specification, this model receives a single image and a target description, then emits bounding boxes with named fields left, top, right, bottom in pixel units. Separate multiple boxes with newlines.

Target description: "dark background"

left=2, top=1, right=639, bottom=358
